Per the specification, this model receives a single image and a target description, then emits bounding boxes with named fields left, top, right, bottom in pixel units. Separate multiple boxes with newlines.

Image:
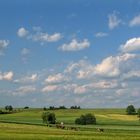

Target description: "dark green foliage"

left=126, top=105, right=136, bottom=115
left=75, top=113, right=96, bottom=125
left=24, top=106, right=29, bottom=109
left=59, top=106, right=67, bottom=109
left=42, top=112, right=56, bottom=124
left=5, top=105, right=13, bottom=112
left=0, top=110, right=3, bottom=114
left=85, top=113, right=96, bottom=124
left=75, top=118, right=81, bottom=124
left=49, top=106, right=56, bottom=110
left=43, top=107, right=47, bottom=111
left=70, top=106, right=80, bottom=109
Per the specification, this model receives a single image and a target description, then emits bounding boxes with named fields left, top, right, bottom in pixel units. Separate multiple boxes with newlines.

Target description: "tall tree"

left=126, top=105, right=136, bottom=115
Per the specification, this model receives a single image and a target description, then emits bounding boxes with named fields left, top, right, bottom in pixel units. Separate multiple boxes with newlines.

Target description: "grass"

left=0, top=108, right=140, bottom=139
left=0, top=122, right=140, bottom=140
left=0, top=108, right=139, bottom=125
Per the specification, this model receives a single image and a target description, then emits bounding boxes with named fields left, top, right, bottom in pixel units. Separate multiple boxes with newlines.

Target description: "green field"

left=0, top=108, right=140, bottom=139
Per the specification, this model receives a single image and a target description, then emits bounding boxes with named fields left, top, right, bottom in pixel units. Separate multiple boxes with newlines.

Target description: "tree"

left=126, top=105, right=136, bottom=115
left=43, top=107, right=47, bottom=111
left=70, top=106, right=81, bottom=109
left=49, top=106, right=55, bottom=110
left=137, top=108, right=140, bottom=121
left=85, top=113, right=96, bottom=125
left=24, top=106, right=29, bottom=109
left=75, top=113, right=96, bottom=125
left=42, top=112, right=56, bottom=124
left=5, top=105, right=13, bottom=112
left=59, top=106, right=67, bottom=109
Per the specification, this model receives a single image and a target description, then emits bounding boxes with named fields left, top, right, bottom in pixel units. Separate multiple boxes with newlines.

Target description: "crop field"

left=0, top=108, right=140, bottom=139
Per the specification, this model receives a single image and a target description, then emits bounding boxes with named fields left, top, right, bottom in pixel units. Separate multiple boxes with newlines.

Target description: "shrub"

left=75, top=113, right=96, bottom=125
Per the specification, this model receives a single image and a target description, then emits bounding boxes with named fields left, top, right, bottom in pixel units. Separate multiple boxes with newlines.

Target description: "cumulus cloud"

left=122, top=70, right=140, bottom=80
left=59, top=39, right=90, bottom=51
left=94, top=56, right=119, bottom=77
left=95, top=32, right=108, bottom=38
left=88, top=80, right=119, bottom=89
left=73, top=80, right=119, bottom=94
left=74, top=85, right=88, bottom=94
left=45, top=73, right=69, bottom=84
left=17, top=27, right=62, bottom=43
left=108, top=12, right=122, bottom=30
left=31, top=32, right=62, bottom=42
left=0, top=40, right=9, bottom=55
left=0, top=40, right=9, bottom=49
left=42, top=85, right=60, bottom=93
left=120, top=37, right=140, bottom=52
left=94, top=53, right=136, bottom=77
left=14, top=73, right=38, bottom=83
left=129, top=15, right=140, bottom=27
left=12, top=86, right=36, bottom=96
left=0, top=71, right=14, bottom=81
left=17, top=27, right=29, bottom=37
left=64, top=53, right=136, bottom=79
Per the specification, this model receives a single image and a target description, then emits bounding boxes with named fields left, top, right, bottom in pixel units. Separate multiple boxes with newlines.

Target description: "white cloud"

left=42, top=85, right=60, bottom=93
left=17, top=27, right=62, bottom=43
left=12, top=86, right=36, bottom=96
left=74, top=85, right=88, bottom=94
left=14, top=73, right=38, bottom=83
left=64, top=53, right=136, bottom=79
left=95, top=32, right=108, bottom=37
left=17, top=27, right=29, bottom=37
left=45, top=73, right=68, bottom=84
left=129, top=15, right=140, bottom=27
left=64, top=60, right=95, bottom=79
left=59, top=39, right=90, bottom=51
left=94, top=53, right=136, bottom=77
left=108, top=12, right=122, bottom=30
left=0, top=71, right=14, bottom=81
left=21, top=48, right=30, bottom=55
left=31, top=32, right=62, bottom=42
left=120, top=37, right=140, bottom=52
left=73, top=80, right=119, bottom=94
left=122, top=70, right=140, bottom=80
left=0, top=40, right=9, bottom=55
left=88, top=80, right=118, bottom=89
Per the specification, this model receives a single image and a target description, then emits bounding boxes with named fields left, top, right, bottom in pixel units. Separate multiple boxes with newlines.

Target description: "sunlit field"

left=0, top=108, right=140, bottom=140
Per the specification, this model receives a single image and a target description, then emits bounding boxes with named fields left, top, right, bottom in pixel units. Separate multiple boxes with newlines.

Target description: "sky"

left=0, top=0, right=140, bottom=108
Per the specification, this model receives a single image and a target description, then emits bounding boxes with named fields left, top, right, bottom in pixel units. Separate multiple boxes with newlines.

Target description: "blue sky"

left=0, top=0, right=140, bottom=108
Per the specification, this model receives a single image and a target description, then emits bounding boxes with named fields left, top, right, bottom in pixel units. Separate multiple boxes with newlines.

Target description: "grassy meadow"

left=0, top=108, right=140, bottom=139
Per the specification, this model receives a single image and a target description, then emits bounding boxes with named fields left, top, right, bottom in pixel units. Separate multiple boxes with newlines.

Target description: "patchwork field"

left=0, top=108, right=140, bottom=139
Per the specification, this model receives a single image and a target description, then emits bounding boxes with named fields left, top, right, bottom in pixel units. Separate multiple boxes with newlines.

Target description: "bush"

left=126, top=105, right=136, bottom=115
left=42, top=112, right=56, bottom=124
left=75, top=113, right=96, bottom=125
